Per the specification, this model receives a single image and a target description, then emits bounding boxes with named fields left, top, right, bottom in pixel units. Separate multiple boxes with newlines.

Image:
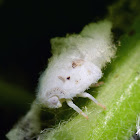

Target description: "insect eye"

left=48, top=96, right=59, bottom=105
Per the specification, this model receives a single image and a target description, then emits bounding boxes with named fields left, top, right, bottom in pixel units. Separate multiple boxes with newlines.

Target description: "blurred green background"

left=0, top=0, right=116, bottom=139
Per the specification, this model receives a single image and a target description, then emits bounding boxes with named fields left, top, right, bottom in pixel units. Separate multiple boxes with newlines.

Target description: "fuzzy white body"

left=38, top=59, right=102, bottom=100
left=37, top=20, right=116, bottom=117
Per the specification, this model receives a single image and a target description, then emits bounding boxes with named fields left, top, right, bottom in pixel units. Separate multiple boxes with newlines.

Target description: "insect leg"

left=66, top=99, right=88, bottom=119
left=77, top=92, right=106, bottom=110
left=90, top=81, right=104, bottom=88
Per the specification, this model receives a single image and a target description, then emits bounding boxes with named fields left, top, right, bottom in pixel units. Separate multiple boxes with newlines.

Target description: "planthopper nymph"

left=37, top=20, right=116, bottom=119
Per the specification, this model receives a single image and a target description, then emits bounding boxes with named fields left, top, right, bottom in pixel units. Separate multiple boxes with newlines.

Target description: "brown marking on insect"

left=90, top=81, right=104, bottom=87
left=88, top=70, right=91, bottom=75
left=58, top=76, right=65, bottom=82
left=72, top=59, right=84, bottom=68
left=75, top=80, right=79, bottom=84
left=54, top=87, right=61, bottom=91
left=48, top=87, right=65, bottom=96
left=66, top=76, right=70, bottom=80
left=72, top=62, right=77, bottom=68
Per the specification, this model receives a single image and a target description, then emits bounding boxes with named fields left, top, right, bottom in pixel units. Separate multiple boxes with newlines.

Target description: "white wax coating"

left=37, top=20, right=116, bottom=108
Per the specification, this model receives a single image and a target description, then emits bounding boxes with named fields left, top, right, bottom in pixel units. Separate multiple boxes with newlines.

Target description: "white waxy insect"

left=37, top=20, right=116, bottom=119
